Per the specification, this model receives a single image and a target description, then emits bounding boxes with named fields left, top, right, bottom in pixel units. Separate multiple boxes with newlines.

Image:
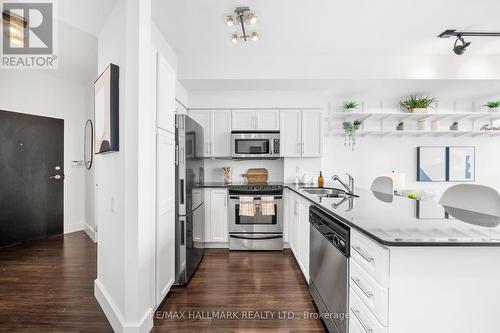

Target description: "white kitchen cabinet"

left=283, top=188, right=291, bottom=244
left=256, top=109, right=280, bottom=130
left=301, top=111, right=322, bottom=157
left=231, top=110, right=255, bottom=130
left=188, top=110, right=211, bottom=157
left=189, top=110, right=231, bottom=158
left=280, top=110, right=302, bottom=157
left=192, top=189, right=204, bottom=243
left=204, top=188, right=228, bottom=243
left=155, top=130, right=176, bottom=305
left=232, top=109, right=280, bottom=131
left=280, top=109, right=322, bottom=157
left=156, top=53, right=176, bottom=133
left=212, top=110, right=232, bottom=157
left=298, top=198, right=310, bottom=280
left=286, top=190, right=310, bottom=281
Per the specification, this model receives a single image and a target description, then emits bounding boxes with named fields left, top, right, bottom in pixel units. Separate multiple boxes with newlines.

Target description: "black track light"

left=453, top=36, right=471, bottom=55
left=438, top=29, right=500, bottom=55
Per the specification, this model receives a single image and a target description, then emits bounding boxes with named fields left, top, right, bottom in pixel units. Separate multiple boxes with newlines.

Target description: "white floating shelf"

left=328, top=111, right=500, bottom=123
left=326, top=130, right=500, bottom=137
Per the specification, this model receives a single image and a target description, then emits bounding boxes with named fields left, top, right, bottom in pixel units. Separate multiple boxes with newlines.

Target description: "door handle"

left=49, top=174, right=63, bottom=180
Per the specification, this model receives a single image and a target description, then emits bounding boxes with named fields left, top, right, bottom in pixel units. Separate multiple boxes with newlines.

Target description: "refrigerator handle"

left=180, top=179, right=184, bottom=205
left=180, top=218, right=185, bottom=246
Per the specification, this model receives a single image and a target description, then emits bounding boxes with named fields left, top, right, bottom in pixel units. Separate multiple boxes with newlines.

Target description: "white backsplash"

left=204, top=159, right=284, bottom=183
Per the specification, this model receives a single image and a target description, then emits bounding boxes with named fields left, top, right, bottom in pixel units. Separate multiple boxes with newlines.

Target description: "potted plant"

left=400, top=95, right=436, bottom=113
left=450, top=121, right=459, bottom=131
left=484, top=101, right=500, bottom=112
left=396, top=121, right=404, bottom=131
left=343, top=120, right=362, bottom=150
left=344, top=101, right=359, bottom=112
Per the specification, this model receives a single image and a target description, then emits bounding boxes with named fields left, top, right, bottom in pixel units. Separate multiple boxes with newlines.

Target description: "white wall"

left=94, top=0, right=160, bottom=332
left=322, top=135, right=500, bottom=192
left=0, top=70, right=94, bottom=234
left=204, top=159, right=284, bottom=183
left=186, top=86, right=500, bottom=192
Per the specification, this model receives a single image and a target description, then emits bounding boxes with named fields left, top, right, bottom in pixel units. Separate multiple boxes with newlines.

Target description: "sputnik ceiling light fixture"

left=438, top=29, right=500, bottom=55
left=225, top=6, right=259, bottom=43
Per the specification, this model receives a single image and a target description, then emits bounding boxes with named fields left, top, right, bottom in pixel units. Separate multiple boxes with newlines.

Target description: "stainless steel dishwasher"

left=309, top=205, right=350, bottom=333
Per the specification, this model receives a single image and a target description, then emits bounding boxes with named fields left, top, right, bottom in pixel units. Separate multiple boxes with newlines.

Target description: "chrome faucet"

left=332, top=173, right=354, bottom=194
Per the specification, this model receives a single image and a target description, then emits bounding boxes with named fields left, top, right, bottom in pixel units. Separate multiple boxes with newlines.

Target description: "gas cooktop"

left=229, top=184, right=284, bottom=195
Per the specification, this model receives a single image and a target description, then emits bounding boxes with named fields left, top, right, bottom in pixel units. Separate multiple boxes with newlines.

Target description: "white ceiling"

left=57, top=0, right=117, bottom=37
left=153, top=0, right=500, bottom=57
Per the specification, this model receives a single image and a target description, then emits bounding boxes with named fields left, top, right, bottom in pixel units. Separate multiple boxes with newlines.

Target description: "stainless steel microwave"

left=231, top=131, right=280, bottom=159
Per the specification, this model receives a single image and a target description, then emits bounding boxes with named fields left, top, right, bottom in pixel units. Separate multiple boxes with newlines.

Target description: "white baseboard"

left=64, top=222, right=83, bottom=234
left=83, top=222, right=97, bottom=242
left=94, top=279, right=153, bottom=333
left=204, top=242, right=229, bottom=249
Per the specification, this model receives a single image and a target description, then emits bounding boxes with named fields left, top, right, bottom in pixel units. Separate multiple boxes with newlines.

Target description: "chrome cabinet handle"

left=353, top=246, right=375, bottom=263
left=352, top=277, right=373, bottom=298
left=351, top=308, right=374, bottom=333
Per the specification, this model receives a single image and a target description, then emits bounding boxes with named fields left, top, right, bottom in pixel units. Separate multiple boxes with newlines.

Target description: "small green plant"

left=396, top=121, right=404, bottom=130
left=400, top=95, right=436, bottom=111
left=344, top=101, right=359, bottom=111
left=407, top=192, right=418, bottom=199
left=484, top=101, right=500, bottom=109
left=343, top=120, right=362, bottom=150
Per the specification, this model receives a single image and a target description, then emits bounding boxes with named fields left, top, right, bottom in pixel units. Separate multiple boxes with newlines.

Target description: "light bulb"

left=251, top=31, right=259, bottom=41
left=247, top=13, right=257, bottom=24
left=231, top=33, right=239, bottom=44
left=225, top=15, right=235, bottom=26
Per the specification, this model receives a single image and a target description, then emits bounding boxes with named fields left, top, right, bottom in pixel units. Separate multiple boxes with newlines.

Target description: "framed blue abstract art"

left=447, top=147, right=475, bottom=182
left=417, top=147, right=447, bottom=182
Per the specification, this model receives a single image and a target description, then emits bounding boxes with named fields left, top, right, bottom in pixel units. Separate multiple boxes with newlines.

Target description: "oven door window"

left=235, top=139, right=270, bottom=155
left=235, top=204, right=277, bottom=225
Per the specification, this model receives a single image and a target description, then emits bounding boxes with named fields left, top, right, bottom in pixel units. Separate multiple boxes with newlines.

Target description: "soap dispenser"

left=318, top=171, right=324, bottom=188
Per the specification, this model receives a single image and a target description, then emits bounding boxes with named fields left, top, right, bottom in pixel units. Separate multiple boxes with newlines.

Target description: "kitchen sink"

left=300, top=187, right=357, bottom=198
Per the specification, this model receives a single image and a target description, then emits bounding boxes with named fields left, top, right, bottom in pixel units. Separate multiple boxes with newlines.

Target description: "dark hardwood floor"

left=153, top=249, right=325, bottom=333
left=0, top=234, right=324, bottom=332
left=0, top=231, right=113, bottom=333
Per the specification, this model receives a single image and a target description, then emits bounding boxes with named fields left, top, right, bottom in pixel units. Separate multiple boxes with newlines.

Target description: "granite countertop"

left=286, top=184, right=500, bottom=247
left=193, top=181, right=500, bottom=246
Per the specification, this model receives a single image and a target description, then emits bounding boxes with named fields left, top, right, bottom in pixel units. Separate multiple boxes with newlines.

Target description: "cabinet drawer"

left=350, top=260, right=389, bottom=326
left=349, top=287, right=388, bottom=333
left=351, top=230, right=390, bottom=287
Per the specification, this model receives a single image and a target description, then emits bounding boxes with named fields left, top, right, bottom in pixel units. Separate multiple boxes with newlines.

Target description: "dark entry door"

left=0, top=110, right=64, bottom=247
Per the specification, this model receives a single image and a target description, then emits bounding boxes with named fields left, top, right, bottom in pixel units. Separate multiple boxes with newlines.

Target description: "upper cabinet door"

left=212, top=110, right=232, bottom=157
left=256, top=110, right=280, bottom=130
left=232, top=110, right=256, bottom=130
left=156, top=54, right=176, bottom=133
left=280, top=110, right=302, bottom=157
left=188, top=110, right=211, bottom=157
left=302, top=110, right=322, bottom=157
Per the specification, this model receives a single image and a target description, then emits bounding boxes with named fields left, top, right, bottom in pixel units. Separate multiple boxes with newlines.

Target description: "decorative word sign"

left=480, top=124, right=500, bottom=131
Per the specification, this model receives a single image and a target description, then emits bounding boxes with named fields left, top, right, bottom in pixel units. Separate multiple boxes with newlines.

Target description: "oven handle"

left=229, top=196, right=282, bottom=200
left=230, top=235, right=283, bottom=240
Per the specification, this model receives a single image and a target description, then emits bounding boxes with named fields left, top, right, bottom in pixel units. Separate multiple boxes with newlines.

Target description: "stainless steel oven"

left=229, top=185, right=283, bottom=250
left=231, top=131, right=280, bottom=159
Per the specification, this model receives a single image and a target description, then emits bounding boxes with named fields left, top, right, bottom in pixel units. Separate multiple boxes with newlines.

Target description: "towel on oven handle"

left=260, top=196, right=275, bottom=216
left=239, top=196, right=256, bottom=216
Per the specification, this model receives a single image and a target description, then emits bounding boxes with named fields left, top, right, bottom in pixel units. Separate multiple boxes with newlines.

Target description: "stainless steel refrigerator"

left=175, top=114, right=205, bottom=285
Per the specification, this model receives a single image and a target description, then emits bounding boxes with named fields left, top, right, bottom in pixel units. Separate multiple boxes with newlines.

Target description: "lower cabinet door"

left=192, top=189, right=204, bottom=243
left=298, top=198, right=310, bottom=281
left=209, top=189, right=228, bottom=243
left=156, top=132, right=176, bottom=305
left=349, top=287, right=388, bottom=333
